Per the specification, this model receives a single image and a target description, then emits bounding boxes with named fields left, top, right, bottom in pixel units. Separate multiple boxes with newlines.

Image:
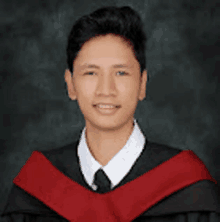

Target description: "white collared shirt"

left=77, top=118, right=146, bottom=190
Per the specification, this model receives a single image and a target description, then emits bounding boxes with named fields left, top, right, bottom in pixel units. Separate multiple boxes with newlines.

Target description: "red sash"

left=13, top=150, right=217, bottom=222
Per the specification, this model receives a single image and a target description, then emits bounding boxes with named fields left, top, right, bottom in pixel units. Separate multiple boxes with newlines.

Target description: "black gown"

left=1, top=138, right=220, bottom=221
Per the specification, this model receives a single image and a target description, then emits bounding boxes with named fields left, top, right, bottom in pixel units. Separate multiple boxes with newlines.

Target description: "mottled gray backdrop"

left=1, top=0, right=219, bottom=217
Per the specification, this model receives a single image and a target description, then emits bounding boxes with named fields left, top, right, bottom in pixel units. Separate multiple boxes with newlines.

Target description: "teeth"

left=97, top=105, right=116, bottom=108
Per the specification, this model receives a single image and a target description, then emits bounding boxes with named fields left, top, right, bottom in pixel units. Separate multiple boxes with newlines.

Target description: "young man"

left=2, top=6, right=219, bottom=222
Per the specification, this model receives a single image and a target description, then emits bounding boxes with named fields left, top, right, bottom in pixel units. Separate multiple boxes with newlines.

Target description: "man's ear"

left=64, top=69, right=77, bottom=100
left=139, top=69, right=147, bottom=101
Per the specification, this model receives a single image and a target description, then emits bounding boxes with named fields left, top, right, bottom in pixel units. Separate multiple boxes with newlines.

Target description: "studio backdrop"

left=0, top=0, right=219, bottom=218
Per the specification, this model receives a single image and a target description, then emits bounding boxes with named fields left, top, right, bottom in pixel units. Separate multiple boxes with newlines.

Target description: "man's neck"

left=85, top=118, right=135, bottom=166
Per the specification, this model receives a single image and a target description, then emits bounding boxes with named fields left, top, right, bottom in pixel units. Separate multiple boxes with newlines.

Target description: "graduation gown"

left=1, top=138, right=220, bottom=222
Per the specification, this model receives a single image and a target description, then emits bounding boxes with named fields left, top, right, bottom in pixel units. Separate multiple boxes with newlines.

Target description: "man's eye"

left=117, top=71, right=127, bottom=76
left=85, top=72, right=95, bottom=75
left=84, top=71, right=127, bottom=75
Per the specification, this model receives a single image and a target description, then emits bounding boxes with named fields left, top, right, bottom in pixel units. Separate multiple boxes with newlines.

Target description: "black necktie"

left=93, top=169, right=111, bottom=193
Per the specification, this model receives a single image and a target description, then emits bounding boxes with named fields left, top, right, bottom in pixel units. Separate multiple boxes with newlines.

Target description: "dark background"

left=1, top=0, right=219, bottom=218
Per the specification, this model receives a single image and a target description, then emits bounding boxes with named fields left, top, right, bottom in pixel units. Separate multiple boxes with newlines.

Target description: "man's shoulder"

left=33, top=139, right=81, bottom=174
left=39, top=139, right=80, bottom=160
left=145, top=140, right=182, bottom=166
left=141, top=179, right=220, bottom=216
left=147, top=141, right=181, bottom=153
left=1, top=138, right=82, bottom=217
left=140, top=140, right=220, bottom=215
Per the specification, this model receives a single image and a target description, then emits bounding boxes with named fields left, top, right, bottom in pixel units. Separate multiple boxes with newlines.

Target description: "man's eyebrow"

left=79, top=64, right=132, bottom=69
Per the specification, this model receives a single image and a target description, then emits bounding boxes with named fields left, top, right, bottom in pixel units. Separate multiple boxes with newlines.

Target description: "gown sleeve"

left=1, top=184, right=69, bottom=222
left=133, top=211, right=220, bottom=222
left=2, top=213, right=68, bottom=222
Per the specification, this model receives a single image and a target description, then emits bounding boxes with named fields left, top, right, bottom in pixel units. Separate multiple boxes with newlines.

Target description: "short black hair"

left=66, top=6, right=147, bottom=76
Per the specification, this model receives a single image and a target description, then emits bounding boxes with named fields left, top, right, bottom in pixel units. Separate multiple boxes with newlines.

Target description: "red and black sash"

left=13, top=150, right=217, bottom=222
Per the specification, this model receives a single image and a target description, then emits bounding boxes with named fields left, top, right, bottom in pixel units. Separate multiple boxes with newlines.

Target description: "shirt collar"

left=77, top=118, right=146, bottom=189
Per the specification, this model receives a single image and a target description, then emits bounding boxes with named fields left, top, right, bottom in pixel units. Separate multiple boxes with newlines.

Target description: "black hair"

left=66, top=6, right=147, bottom=77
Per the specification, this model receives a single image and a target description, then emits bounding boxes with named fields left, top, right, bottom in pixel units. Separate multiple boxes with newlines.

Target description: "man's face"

left=65, top=34, right=147, bottom=131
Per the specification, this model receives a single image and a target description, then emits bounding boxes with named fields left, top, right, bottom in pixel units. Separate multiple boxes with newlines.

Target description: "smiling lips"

left=94, top=103, right=120, bottom=108
left=94, top=104, right=120, bottom=115
left=96, top=105, right=117, bottom=109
